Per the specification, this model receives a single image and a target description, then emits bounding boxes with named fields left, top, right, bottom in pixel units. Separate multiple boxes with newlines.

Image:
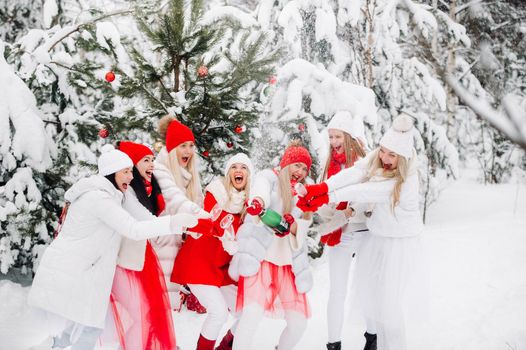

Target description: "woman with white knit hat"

left=171, top=153, right=254, bottom=350
left=298, top=114, right=427, bottom=350
left=318, top=111, right=369, bottom=350
left=27, top=145, right=199, bottom=350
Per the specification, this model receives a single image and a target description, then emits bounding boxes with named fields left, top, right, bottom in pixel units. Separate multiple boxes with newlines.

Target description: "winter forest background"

left=0, top=0, right=525, bottom=294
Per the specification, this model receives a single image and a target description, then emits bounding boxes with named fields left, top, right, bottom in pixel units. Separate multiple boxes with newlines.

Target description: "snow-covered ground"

left=1, top=172, right=525, bottom=350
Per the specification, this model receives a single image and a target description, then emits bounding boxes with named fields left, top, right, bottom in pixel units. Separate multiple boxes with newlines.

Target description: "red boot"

left=215, top=330, right=234, bottom=350
left=197, top=334, right=216, bottom=350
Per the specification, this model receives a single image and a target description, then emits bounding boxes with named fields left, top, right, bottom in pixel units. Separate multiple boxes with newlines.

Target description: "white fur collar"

left=206, top=178, right=246, bottom=214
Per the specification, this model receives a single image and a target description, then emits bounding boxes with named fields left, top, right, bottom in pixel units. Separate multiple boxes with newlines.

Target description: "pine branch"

left=47, top=9, right=134, bottom=52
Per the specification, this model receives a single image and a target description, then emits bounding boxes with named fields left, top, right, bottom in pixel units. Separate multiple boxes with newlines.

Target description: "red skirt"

left=109, top=241, right=176, bottom=350
left=236, top=260, right=311, bottom=319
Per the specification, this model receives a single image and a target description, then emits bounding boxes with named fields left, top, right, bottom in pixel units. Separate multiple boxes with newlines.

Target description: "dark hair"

left=104, top=174, right=119, bottom=190
left=130, top=166, right=163, bottom=215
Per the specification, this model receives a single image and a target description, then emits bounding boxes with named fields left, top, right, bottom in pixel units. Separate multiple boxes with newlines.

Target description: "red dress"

left=171, top=192, right=242, bottom=286
left=105, top=191, right=176, bottom=350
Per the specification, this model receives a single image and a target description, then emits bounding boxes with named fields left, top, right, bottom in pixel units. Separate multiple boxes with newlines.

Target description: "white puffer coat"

left=28, top=175, right=177, bottom=328
left=326, top=151, right=423, bottom=238
left=153, top=148, right=205, bottom=305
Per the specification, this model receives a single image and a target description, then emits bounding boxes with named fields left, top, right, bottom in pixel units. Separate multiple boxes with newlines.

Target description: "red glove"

left=320, top=228, right=343, bottom=246
left=188, top=218, right=214, bottom=236
left=305, top=193, right=329, bottom=212
left=274, top=213, right=295, bottom=237
left=246, top=199, right=264, bottom=216
left=303, top=182, right=329, bottom=201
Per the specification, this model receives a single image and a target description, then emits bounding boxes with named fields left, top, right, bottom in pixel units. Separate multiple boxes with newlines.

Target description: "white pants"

left=53, top=322, right=103, bottom=350
left=233, top=304, right=307, bottom=350
left=189, top=284, right=238, bottom=340
left=327, top=231, right=362, bottom=343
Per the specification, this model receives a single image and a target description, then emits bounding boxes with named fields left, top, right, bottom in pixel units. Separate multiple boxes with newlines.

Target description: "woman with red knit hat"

left=153, top=115, right=213, bottom=309
left=228, top=141, right=314, bottom=350
left=172, top=153, right=254, bottom=350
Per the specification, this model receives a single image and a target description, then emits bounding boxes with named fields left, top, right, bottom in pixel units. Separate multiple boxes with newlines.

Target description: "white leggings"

left=233, top=304, right=307, bottom=350
left=53, top=322, right=103, bottom=350
left=189, top=284, right=238, bottom=340
left=327, top=231, right=362, bottom=343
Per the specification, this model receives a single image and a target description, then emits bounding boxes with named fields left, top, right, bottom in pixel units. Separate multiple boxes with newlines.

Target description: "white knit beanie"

left=224, top=153, right=254, bottom=176
left=379, top=114, right=415, bottom=158
left=98, top=144, right=133, bottom=176
left=327, top=111, right=367, bottom=146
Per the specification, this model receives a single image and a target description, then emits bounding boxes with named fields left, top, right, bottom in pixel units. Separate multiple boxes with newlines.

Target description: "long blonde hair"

left=222, top=169, right=251, bottom=220
left=366, top=148, right=410, bottom=209
left=277, top=165, right=313, bottom=220
left=159, top=115, right=202, bottom=204
left=322, top=131, right=366, bottom=181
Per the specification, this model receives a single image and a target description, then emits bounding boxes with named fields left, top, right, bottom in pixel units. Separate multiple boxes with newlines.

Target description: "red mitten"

left=275, top=214, right=295, bottom=237
left=188, top=218, right=214, bottom=236
left=320, top=228, right=343, bottom=247
left=303, top=182, right=329, bottom=201
left=307, top=193, right=329, bottom=211
left=246, top=199, right=263, bottom=216
left=296, top=196, right=312, bottom=212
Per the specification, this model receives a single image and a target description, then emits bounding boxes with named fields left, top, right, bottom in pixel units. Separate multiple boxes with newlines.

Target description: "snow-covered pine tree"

left=0, top=0, right=278, bottom=275
left=85, top=0, right=280, bottom=176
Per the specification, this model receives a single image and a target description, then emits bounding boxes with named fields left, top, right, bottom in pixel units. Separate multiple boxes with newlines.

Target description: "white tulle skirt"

left=354, top=233, right=429, bottom=328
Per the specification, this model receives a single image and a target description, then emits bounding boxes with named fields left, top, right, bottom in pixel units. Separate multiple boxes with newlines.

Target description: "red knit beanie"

left=165, top=119, right=195, bottom=153
left=118, top=141, right=154, bottom=165
left=280, top=146, right=312, bottom=172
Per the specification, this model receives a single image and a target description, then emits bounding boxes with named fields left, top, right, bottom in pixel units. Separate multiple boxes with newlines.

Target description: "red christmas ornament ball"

left=268, top=75, right=277, bottom=85
left=298, top=123, right=305, bottom=132
left=227, top=142, right=234, bottom=148
left=234, top=125, right=243, bottom=134
left=202, top=150, right=210, bottom=157
left=98, top=128, right=109, bottom=138
left=198, top=65, right=208, bottom=78
left=105, top=71, right=116, bottom=82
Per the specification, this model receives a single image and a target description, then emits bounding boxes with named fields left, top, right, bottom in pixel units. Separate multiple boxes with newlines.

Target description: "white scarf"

left=205, top=178, right=246, bottom=214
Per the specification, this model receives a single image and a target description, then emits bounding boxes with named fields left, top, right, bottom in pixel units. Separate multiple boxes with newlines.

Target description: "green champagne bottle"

left=259, top=208, right=290, bottom=235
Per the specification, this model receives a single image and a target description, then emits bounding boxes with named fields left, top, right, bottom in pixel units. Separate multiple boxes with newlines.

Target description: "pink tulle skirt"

left=236, top=261, right=311, bottom=318
left=108, top=242, right=176, bottom=350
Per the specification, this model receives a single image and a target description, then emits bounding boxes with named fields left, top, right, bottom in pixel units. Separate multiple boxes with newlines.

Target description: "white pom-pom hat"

left=327, top=110, right=367, bottom=146
left=98, top=144, right=133, bottom=176
left=379, top=113, right=415, bottom=158
left=224, top=153, right=254, bottom=176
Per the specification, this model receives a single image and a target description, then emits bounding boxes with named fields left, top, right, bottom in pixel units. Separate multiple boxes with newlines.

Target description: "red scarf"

left=327, top=150, right=347, bottom=178
left=144, top=179, right=153, bottom=196
left=143, top=179, right=166, bottom=216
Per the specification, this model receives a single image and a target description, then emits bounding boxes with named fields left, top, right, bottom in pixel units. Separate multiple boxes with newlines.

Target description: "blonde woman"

left=172, top=153, right=254, bottom=350
left=298, top=114, right=427, bottom=350
left=153, top=116, right=213, bottom=308
left=228, top=142, right=313, bottom=350
left=317, top=112, right=369, bottom=350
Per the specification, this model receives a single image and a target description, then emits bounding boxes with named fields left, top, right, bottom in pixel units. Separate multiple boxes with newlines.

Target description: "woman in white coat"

left=153, top=115, right=212, bottom=309
left=298, top=114, right=427, bottom=350
left=28, top=145, right=198, bottom=350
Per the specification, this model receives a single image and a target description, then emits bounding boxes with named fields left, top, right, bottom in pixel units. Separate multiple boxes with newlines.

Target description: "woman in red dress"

left=171, top=153, right=254, bottom=350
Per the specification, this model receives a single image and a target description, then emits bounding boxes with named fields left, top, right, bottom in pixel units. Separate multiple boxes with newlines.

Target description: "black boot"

left=326, top=341, right=341, bottom=350
left=363, top=332, right=377, bottom=350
